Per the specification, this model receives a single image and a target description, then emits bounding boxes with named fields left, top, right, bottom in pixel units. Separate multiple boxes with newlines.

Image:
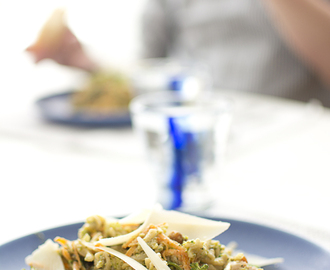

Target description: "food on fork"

left=26, top=8, right=98, bottom=72
left=25, top=206, right=278, bottom=270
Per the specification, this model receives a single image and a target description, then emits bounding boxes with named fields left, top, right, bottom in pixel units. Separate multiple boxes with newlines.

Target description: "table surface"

left=1, top=59, right=330, bottom=256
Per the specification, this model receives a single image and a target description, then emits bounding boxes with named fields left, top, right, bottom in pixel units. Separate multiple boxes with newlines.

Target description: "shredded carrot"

left=72, top=261, right=80, bottom=270
left=162, top=249, right=190, bottom=270
left=123, top=222, right=190, bottom=270
left=157, top=233, right=190, bottom=270
left=63, top=260, right=71, bottom=270
left=62, top=248, right=72, bottom=262
left=125, top=245, right=137, bottom=257
left=122, top=224, right=158, bottom=249
left=55, top=237, right=69, bottom=246
left=124, top=223, right=166, bottom=257
left=72, top=241, right=85, bottom=270
left=157, top=233, right=183, bottom=250
left=241, top=256, right=248, bottom=263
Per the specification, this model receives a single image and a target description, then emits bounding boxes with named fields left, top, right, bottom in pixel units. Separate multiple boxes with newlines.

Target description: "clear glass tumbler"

left=130, top=91, right=233, bottom=212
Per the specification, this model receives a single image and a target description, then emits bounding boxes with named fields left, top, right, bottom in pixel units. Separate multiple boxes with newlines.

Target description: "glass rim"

left=129, top=91, right=234, bottom=115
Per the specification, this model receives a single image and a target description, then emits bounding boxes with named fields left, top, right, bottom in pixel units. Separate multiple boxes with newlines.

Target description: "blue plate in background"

left=1, top=217, right=329, bottom=270
left=36, top=91, right=132, bottom=127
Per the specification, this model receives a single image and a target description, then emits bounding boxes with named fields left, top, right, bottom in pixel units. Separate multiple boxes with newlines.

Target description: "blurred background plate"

left=36, top=91, right=132, bottom=127
left=1, top=217, right=330, bottom=270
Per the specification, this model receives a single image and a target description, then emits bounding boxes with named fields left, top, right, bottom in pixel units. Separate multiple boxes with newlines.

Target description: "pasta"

left=72, top=71, right=133, bottom=114
left=25, top=208, right=266, bottom=270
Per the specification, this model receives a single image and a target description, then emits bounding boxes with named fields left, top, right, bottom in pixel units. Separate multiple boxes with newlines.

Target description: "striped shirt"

left=141, top=0, right=330, bottom=106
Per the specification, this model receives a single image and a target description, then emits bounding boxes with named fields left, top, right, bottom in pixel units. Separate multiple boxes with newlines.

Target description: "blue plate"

left=1, top=217, right=329, bottom=270
left=36, top=91, right=132, bottom=127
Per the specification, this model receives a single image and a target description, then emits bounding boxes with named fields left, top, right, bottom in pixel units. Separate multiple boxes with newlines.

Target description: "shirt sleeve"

left=140, top=0, right=173, bottom=58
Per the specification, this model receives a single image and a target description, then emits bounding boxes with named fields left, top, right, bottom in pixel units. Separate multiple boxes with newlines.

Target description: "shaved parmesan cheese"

left=147, top=209, right=230, bottom=241
left=230, top=245, right=284, bottom=267
left=119, top=209, right=149, bottom=224
left=98, top=206, right=230, bottom=246
left=25, top=239, right=65, bottom=270
left=119, top=204, right=163, bottom=224
left=94, top=244, right=149, bottom=270
left=98, top=208, right=154, bottom=246
left=105, top=217, right=120, bottom=223
left=137, top=237, right=171, bottom=270
left=243, top=253, right=284, bottom=267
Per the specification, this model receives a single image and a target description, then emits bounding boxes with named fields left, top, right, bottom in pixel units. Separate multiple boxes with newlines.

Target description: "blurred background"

left=0, top=0, right=147, bottom=107
left=1, top=0, right=330, bottom=258
left=0, top=0, right=152, bottom=240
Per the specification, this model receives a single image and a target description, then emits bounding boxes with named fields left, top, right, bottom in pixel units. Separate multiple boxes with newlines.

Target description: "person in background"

left=141, top=0, right=330, bottom=107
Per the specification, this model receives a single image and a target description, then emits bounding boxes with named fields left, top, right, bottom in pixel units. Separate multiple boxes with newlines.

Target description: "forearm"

left=262, top=0, right=330, bottom=86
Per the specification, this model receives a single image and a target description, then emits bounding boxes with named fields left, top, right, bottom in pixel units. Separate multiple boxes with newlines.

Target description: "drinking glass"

left=130, top=91, right=233, bottom=211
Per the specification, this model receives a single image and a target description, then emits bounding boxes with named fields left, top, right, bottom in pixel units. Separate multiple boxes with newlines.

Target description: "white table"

left=1, top=77, right=330, bottom=255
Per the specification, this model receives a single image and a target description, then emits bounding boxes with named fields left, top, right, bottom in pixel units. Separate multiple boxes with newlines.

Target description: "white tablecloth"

left=1, top=85, right=330, bottom=254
